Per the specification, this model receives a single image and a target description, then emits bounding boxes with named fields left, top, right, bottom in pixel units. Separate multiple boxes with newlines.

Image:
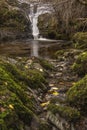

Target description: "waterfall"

left=18, top=0, right=52, bottom=40
left=29, top=4, right=39, bottom=40
left=29, top=3, right=51, bottom=40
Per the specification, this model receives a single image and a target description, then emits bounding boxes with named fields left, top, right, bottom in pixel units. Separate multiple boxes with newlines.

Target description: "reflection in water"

left=0, top=39, right=60, bottom=58
left=31, top=40, right=39, bottom=57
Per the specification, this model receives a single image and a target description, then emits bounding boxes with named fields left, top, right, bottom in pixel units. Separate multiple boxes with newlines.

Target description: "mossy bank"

left=0, top=56, right=50, bottom=130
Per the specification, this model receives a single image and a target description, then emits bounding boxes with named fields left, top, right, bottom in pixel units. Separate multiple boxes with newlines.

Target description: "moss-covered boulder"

left=73, top=32, right=87, bottom=49
left=0, top=62, right=35, bottom=129
left=38, top=13, right=59, bottom=39
left=67, top=75, right=87, bottom=114
left=0, top=0, right=32, bottom=41
left=0, top=57, right=49, bottom=129
left=72, top=52, right=87, bottom=76
left=47, top=104, right=80, bottom=122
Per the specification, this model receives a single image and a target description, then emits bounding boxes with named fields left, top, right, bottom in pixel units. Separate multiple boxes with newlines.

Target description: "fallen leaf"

left=52, top=91, right=59, bottom=96
left=4, top=82, right=8, bottom=86
left=9, top=104, right=14, bottom=109
left=41, top=101, right=50, bottom=107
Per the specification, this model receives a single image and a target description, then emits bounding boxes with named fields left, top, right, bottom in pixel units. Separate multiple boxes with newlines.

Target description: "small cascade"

left=29, top=4, right=39, bottom=40
left=32, top=12, right=39, bottom=40
left=29, top=3, right=51, bottom=40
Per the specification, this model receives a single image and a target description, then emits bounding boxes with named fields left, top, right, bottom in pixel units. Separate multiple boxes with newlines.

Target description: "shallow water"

left=0, top=39, right=62, bottom=58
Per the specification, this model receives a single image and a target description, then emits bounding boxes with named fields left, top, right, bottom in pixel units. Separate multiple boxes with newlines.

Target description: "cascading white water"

left=32, top=15, right=39, bottom=40
left=29, top=4, right=51, bottom=40
left=28, top=3, right=52, bottom=57
left=17, top=0, right=53, bottom=57
left=29, top=4, right=39, bottom=40
left=18, top=0, right=53, bottom=40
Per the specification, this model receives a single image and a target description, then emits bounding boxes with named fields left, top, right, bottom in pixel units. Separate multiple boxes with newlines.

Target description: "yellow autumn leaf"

left=52, top=91, right=59, bottom=96
left=4, top=82, right=8, bottom=86
left=72, top=82, right=76, bottom=85
left=40, top=101, right=50, bottom=107
left=25, top=65, right=28, bottom=69
left=9, top=104, right=14, bottom=109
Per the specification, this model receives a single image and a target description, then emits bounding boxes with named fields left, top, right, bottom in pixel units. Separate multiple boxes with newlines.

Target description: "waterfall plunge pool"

left=0, top=39, right=64, bottom=58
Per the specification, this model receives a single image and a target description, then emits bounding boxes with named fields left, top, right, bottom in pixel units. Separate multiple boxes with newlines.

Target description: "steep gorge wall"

left=0, top=0, right=32, bottom=41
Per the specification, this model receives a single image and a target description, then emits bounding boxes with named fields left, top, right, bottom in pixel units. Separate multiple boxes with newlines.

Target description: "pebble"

left=49, top=83, right=54, bottom=87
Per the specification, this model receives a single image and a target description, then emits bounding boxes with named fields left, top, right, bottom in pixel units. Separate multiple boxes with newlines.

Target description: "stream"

left=0, top=1, right=78, bottom=130
left=0, top=39, right=61, bottom=58
left=0, top=1, right=56, bottom=58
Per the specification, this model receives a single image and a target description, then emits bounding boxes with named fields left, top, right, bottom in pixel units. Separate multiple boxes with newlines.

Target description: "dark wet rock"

left=38, top=13, right=58, bottom=39
left=58, top=88, right=68, bottom=93
left=47, top=110, right=78, bottom=130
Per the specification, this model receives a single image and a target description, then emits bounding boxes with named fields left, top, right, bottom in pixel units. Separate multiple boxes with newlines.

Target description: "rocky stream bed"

left=0, top=39, right=87, bottom=130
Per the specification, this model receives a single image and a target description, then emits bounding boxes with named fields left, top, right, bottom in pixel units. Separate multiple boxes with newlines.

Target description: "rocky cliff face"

left=38, top=0, right=87, bottom=40
left=0, top=0, right=32, bottom=41
left=38, top=13, right=58, bottom=39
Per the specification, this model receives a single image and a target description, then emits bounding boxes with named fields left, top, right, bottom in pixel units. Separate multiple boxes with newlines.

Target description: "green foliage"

left=67, top=75, right=87, bottom=114
left=48, top=104, right=80, bottom=122
left=72, top=52, right=87, bottom=76
left=73, top=32, right=87, bottom=49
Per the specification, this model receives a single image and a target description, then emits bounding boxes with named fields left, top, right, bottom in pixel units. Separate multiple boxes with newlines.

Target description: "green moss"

left=73, top=32, right=87, bottom=49
left=0, top=93, right=34, bottom=129
left=39, top=58, right=54, bottom=71
left=67, top=75, right=87, bottom=114
left=0, top=63, right=33, bottom=106
left=54, top=50, right=65, bottom=59
left=72, top=52, right=87, bottom=76
left=0, top=1, right=29, bottom=32
left=48, top=104, right=80, bottom=122
left=0, top=60, right=40, bottom=129
left=26, top=69, right=47, bottom=89
left=2, top=62, right=47, bottom=90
